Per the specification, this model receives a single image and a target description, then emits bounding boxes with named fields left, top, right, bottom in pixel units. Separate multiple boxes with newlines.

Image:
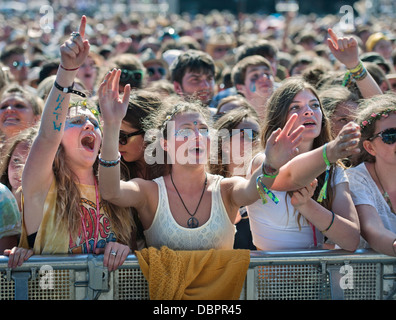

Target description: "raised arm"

left=22, top=16, right=90, bottom=233
left=225, top=113, right=304, bottom=209
left=327, top=28, right=382, bottom=98
left=97, top=69, right=147, bottom=209
left=250, top=121, right=361, bottom=192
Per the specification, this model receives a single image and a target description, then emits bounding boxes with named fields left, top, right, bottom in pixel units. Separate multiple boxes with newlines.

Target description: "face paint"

left=249, top=81, right=256, bottom=93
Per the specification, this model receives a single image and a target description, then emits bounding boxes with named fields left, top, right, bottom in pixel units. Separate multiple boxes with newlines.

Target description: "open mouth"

left=3, top=116, right=19, bottom=125
left=302, top=120, right=316, bottom=127
left=81, top=134, right=95, bottom=151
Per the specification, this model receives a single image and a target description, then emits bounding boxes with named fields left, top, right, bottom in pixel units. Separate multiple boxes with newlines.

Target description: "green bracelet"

left=317, top=143, right=332, bottom=203
left=261, top=161, right=279, bottom=179
left=321, top=211, right=335, bottom=233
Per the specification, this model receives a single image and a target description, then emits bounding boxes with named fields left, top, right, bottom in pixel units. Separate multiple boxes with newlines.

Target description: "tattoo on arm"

left=53, top=94, right=65, bottom=131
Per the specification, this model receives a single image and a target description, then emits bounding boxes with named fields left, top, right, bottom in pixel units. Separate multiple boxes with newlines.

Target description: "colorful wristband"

left=98, top=153, right=121, bottom=167
left=317, top=143, right=331, bottom=203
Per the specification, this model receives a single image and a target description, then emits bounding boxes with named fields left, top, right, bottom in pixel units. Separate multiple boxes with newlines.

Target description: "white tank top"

left=144, top=175, right=235, bottom=250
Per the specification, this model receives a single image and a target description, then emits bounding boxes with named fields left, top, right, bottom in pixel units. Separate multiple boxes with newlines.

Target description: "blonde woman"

left=5, top=16, right=133, bottom=271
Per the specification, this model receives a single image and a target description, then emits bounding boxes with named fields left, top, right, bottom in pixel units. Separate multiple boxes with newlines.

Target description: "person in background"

left=0, top=126, right=38, bottom=211
left=170, top=49, right=216, bottom=110
left=0, top=84, right=43, bottom=149
left=210, top=107, right=260, bottom=250
left=231, top=55, right=274, bottom=121
left=0, top=183, right=20, bottom=252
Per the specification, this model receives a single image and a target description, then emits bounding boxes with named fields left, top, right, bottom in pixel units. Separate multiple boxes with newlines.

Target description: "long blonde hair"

left=53, top=101, right=134, bottom=245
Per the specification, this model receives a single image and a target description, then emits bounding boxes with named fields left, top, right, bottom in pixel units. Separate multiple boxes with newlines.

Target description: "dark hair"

left=209, top=107, right=259, bottom=177
left=231, top=55, right=272, bottom=86
left=235, top=39, right=278, bottom=62
left=352, top=93, right=396, bottom=166
left=170, top=49, right=215, bottom=84
left=0, top=45, right=26, bottom=63
left=261, top=77, right=335, bottom=216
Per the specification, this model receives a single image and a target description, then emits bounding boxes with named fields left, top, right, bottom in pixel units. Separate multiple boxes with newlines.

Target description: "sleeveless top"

left=144, top=175, right=235, bottom=250
left=246, top=153, right=347, bottom=250
left=20, top=179, right=116, bottom=254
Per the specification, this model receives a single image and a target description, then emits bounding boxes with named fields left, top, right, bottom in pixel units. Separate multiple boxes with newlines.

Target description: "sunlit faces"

left=119, top=120, right=145, bottom=163
left=163, top=112, right=210, bottom=165
left=76, top=56, right=98, bottom=92
left=0, top=94, right=39, bottom=138
left=330, top=101, right=359, bottom=136
left=373, top=39, right=393, bottom=60
left=8, top=141, right=30, bottom=192
left=238, top=65, right=274, bottom=100
left=364, top=113, right=396, bottom=164
left=61, top=107, right=102, bottom=165
left=224, top=118, right=260, bottom=176
left=287, top=89, right=322, bottom=143
left=174, top=70, right=215, bottom=105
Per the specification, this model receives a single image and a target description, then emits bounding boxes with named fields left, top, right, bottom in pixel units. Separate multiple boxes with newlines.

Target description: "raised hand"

left=264, top=113, right=305, bottom=171
left=327, top=28, right=359, bottom=69
left=326, top=121, right=361, bottom=163
left=98, top=69, right=131, bottom=125
left=59, top=15, right=90, bottom=70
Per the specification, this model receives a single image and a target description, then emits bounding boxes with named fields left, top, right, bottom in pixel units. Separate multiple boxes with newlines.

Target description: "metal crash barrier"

left=1, top=249, right=396, bottom=300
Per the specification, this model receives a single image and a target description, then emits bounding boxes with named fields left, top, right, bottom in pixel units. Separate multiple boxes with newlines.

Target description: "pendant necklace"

left=373, top=164, right=395, bottom=214
left=170, top=172, right=208, bottom=228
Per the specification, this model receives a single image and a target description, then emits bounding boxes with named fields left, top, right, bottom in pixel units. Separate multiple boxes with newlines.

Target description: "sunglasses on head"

left=147, top=67, right=166, bottom=77
left=12, top=60, right=30, bottom=69
left=369, top=127, right=396, bottom=145
left=231, top=129, right=259, bottom=141
left=119, top=129, right=144, bottom=145
left=120, top=69, right=144, bottom=83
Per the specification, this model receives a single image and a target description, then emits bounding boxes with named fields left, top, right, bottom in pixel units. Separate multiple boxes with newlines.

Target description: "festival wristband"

left=261, top=161, right=279, bottom=179
left=317, top=143, right=331, bottom=202
left=256, top=175, right=279, bottom=205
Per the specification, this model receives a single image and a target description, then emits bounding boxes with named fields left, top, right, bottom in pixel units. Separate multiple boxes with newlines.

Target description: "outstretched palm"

left=98, top=69, right=131, bottom=124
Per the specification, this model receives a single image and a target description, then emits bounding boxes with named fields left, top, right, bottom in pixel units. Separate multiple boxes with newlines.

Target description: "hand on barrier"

left=95, top=242, right=131, bottom=272
left=3, top=247, right=34, bottom=269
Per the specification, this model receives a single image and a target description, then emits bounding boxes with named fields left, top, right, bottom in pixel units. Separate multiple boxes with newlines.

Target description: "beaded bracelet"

left=98, top=153, right=121, bottom=167
left=321, top=211, right=335, bottom=233
left=348, top=61, right=368, bottom=81
left=317, top=143, right=331, bottom=203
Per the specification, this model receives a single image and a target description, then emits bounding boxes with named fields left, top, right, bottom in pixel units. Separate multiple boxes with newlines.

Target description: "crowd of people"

left=0, top=5, right=395, bottom=272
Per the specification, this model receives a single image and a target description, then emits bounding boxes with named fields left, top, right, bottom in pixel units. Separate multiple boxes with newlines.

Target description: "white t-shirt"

left=246, top=158, right=348, bottom=250
left=346, top=163, right=396, bottom=248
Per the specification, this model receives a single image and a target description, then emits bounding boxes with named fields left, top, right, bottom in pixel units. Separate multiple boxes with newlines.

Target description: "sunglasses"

left=230, top=129, right=259, bottom=141
left=175, top=128, right=210, bottom=140
left=12, top=60, right=30, bottom=69
left=369, top=127, right=396, bottom=145
left=120, top=69, right=144, bottom=83
left=147, top=67, right=166, bottom=77
left=119, top=129, right=144, bottom=145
